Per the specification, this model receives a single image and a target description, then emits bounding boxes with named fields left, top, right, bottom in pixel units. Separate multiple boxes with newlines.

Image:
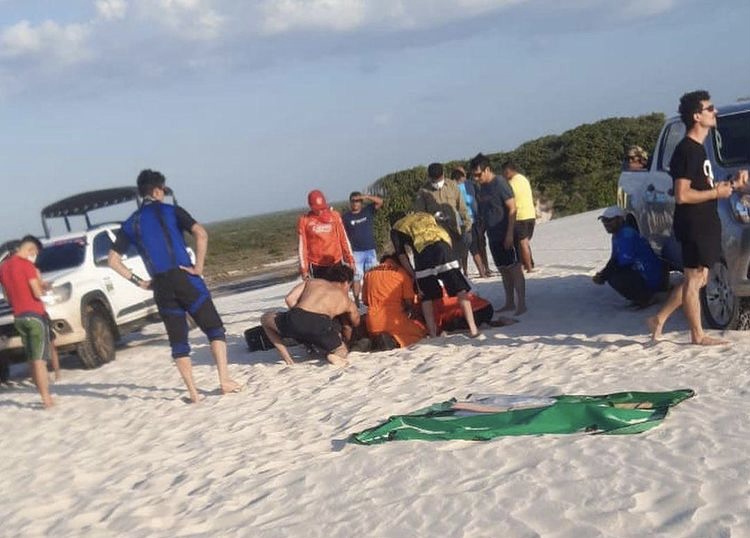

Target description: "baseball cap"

left=308, top=190, right=328, bottom=211
left=598, top=206, right=626, bottom=220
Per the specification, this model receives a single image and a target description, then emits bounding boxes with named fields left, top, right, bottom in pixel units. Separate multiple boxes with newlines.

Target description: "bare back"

left=287, top=279, right=359, bottom=325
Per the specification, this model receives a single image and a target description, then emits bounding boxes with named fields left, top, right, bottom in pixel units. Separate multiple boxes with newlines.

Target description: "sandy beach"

left=1, top=209, right=749, bottom=537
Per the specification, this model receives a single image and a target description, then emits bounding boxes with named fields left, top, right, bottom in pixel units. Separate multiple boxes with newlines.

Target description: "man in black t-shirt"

left=647, top=91, right=748, bottom=345
left=470, top=153, right=527, bottom=316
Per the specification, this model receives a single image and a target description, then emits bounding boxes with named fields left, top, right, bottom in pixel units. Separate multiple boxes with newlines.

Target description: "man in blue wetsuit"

left=108, top=170, right=241, bottom=403
left=593, top=206, right=667, bottom=308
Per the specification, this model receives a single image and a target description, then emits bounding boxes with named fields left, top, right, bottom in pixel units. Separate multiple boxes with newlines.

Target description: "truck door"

left=645, top=120, right=685, bottom=265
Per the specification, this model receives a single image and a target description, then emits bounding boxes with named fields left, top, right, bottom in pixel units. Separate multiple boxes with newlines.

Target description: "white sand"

left=2, top=210, right=749, bottom=537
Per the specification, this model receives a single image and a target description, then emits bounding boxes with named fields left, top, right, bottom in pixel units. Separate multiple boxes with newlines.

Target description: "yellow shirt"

left=509, top=173, right=536, bottom=221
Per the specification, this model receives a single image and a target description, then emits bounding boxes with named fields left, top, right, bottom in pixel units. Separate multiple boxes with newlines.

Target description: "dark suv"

left=618, top=102, right=750, bottom=329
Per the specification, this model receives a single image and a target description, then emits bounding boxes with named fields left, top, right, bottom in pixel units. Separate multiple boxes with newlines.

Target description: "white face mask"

left=431, top=179, right=445, bottom=189
left=28, top=254, right=38, bottom=264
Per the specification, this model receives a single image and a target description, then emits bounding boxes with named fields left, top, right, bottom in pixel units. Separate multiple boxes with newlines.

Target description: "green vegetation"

left=204, top=113, right=665, bottom=282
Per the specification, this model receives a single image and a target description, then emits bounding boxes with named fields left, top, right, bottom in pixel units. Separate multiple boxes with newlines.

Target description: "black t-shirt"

left=670, top=137, right=720, bottom=241
left=390, top=229, right=412, bottom=257
left=478, top=176, right=514, bottom=230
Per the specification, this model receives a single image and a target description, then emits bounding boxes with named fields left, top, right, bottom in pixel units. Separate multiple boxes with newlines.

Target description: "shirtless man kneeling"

left=261, top=264, right=360, bottom=367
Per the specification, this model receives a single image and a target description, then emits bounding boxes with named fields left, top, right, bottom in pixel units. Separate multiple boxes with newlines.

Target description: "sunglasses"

left=701, top=104, right=716, bottom=113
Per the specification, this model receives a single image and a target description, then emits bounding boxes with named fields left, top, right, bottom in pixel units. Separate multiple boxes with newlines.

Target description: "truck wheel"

left=701, top=260, right=741, bottom=330
left=77, top=305, right=116, bottom=368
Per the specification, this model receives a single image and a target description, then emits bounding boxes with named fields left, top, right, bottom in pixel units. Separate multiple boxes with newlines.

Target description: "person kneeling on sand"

left=261, top=264, right=360, bottom=367
left=362, top=254, right=428, bottom=350
left=593, top=206, right=668, bottom=308
left=390, top=211, right=481, bottom=338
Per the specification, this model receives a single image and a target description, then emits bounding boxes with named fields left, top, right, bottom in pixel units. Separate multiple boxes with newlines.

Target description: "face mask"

left=431, top=179, right=445, bottom=189
left=28, top=254, right=38, bottom=264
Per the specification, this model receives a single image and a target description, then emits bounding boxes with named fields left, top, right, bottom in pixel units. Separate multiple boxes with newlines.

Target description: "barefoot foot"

left=499, top=304, right=515, bottom=313
left=646, top=316, right=663, bottom=341
left=514, top=305, right=527, bottom=316
left=693, top=335, right=730, bottom=346
left=221, top=379, right=244, bottom=395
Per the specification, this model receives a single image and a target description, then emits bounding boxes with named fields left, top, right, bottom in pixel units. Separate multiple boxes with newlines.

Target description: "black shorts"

left=487, top=225, right=519, bottom=269
left=680, top=238, right=721, bottom=269
left=275, top=308, right=342, bottom=353
left=514, top=219, right=535, bottom=241
left=414, top=242, right=471, bottom=301
left=152, top=268, right=225, bottom=358
left=310, top=263, right=345, bottom=282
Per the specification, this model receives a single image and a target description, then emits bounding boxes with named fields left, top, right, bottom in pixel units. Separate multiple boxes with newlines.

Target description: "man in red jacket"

left=297, top=189, right=354, bottom=281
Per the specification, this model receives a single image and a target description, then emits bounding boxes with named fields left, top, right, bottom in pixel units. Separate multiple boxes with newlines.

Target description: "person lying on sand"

left=261, top=264, right=360, bottom=367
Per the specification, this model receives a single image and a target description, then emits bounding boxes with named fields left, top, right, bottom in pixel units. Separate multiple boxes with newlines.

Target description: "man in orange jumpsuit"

left=362, top=255, right=427, bottom=348
left=297, top=190, right=355, bottom=281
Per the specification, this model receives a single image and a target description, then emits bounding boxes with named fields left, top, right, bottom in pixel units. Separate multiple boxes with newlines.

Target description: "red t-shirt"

left=0, top=255, right=46, bottom=317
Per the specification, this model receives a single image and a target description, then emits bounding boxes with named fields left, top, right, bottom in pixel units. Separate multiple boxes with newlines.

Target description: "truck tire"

left=76, top=305, right=116, bottom=368
left=701, top=260, right=741, bottom=330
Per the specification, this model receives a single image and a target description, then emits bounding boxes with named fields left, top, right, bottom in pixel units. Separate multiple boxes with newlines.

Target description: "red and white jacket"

left=297, top=209, right=354, bottom=278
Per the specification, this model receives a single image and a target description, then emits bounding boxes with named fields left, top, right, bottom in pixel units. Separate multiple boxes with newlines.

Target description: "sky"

left=1, top=0, right=749, bottom=238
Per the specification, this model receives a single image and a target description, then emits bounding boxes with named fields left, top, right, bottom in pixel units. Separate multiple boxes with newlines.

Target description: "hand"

left=140, top=280, right=152, bottom=290
left=302, top=273, right=311, bottom=281
left=503, top=235, right=514, bottom=250
left=732, top=169, right=749, bottom=190
left=716, top=182, right=733, bottom=199
left=179, top=265, right=203, bottom=277
left=592, top=273, right=605, bottom=285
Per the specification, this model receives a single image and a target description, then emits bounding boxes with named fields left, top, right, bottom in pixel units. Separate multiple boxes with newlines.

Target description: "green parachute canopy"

left=349, top=390, right=695, bottom=445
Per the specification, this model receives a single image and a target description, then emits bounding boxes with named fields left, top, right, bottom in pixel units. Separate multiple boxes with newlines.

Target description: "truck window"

left=659, top=121, right=686, bottom=172
left=93, top=232, right=113, bottom=263
left=715, top=111, right=750, bottom=166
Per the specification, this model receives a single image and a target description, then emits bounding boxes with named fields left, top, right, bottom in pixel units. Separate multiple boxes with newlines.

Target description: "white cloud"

left=96, top=0, right=129, bottom=21
left=135, top=0, right=226, bottom=40
left=259, top=0, right=526, bottom=34
left=0, top=20, right=92, bottom=65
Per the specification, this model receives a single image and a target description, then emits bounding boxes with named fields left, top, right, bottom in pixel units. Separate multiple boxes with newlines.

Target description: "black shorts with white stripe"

left=414, top=241, right=471, bottom=301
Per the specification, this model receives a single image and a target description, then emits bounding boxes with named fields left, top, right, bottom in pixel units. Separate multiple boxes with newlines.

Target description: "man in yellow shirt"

left=502, top=162, right=536, bottom=273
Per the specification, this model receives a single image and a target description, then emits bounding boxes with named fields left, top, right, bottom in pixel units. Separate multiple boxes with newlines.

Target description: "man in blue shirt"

left=342, top=191, right=383, bottom=306
left=108, top=169, right=241, bottom=403
left=593, top=206, right=667, bottom=307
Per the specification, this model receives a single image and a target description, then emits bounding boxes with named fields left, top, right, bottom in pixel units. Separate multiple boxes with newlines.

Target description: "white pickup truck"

left=0, top=188, right=178, bottom=369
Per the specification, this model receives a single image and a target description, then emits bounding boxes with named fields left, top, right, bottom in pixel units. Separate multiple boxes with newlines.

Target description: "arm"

left=335, top=213, right=355, bottom=266
left=297, top=217, right=310, bottom=279
left=108, top=250, right=151, bottom=289
left=28, top=277, right=44, bottom=300
left=285, top=282, right=305, bottom=309
left=347, top=300, right=361, bottom=327
left=180, top=223, right=208, bottom=276
left=674, top=178, right=731, bottom=204
left=363, top=194, right=383, bottom=210
left=504, top=198, right=517, bottom=249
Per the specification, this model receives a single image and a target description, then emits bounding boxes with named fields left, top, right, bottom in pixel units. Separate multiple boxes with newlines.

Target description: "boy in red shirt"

left=0, top=235, right=54, bottom=408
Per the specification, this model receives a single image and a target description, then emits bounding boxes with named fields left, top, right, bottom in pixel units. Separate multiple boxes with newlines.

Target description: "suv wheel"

left=77, top=305, right=116, bottom=368
left=701, top=260, right=740, bottom=330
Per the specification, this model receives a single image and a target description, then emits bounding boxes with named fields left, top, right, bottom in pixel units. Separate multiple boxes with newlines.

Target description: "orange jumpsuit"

left=362, top=259, right=427, bottom=347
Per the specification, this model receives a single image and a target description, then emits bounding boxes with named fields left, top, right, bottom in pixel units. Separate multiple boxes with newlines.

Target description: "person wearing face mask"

left=414, top=162, right=472, bottom=262
left=0, top=235, right=55, bottom=408
left=298, top=189, right=355, bottom=282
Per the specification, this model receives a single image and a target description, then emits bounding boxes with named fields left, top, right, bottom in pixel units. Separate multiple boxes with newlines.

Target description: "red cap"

left=307, top=190, right=328, bottom=211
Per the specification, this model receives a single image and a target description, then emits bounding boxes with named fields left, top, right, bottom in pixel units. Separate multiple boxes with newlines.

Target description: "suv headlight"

left=730, top=193, right=750, bottom=224
left=42, top=283, right=72, bottom=306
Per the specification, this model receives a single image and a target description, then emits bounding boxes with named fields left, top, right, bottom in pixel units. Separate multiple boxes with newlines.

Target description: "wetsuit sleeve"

left=175, top=206, right=198, bottom=232
left=297, top=215, right=309, bottom=277
left=112, top=229, right=132, bottom=255
left=335, top=212, right=355, bottom=266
